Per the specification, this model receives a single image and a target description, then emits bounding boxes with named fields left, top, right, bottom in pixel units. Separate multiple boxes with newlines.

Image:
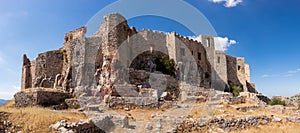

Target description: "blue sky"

left=0, top=0, right=300, bottom=99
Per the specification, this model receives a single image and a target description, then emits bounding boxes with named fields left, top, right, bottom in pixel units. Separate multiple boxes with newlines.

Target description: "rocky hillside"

left=290, top=93, right=300, bottom=107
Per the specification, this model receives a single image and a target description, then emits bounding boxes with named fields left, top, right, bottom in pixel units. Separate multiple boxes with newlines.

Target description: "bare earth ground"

left=1, top=100, right=300, bottom=133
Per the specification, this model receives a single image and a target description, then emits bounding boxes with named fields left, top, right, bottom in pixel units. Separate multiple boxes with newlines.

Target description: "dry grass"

left=2, top=99, right=300, bottom=133
left=189, top=103, right=300, bottom=133
left=0, top=100, right=87, bottom=133
left=213, top=103, right=299, bottom=118
left=232, top=122, right=300, bottom=133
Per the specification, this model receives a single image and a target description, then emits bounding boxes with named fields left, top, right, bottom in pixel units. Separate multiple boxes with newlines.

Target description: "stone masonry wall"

left=32, top=50, right=64, bottom=88
left=175, top=34, right=211, bottom=88
left=214, top=51, right=228, bottom=91
left=226, top=55, right=243, bottom=87
left=14, top=90, right=70, bottom=108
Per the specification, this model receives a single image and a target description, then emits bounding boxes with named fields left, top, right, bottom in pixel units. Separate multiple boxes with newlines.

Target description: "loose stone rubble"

left=49, top=119, right=105, bottom=133
left=0, top=112, right=22, bottom=133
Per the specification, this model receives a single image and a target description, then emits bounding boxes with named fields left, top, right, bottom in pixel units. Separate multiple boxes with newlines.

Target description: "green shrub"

left=155, top=55, right=176, bottom=76
left=229, top=83, right=243, bottom=96
left=268, top=97, right=286, bottom=106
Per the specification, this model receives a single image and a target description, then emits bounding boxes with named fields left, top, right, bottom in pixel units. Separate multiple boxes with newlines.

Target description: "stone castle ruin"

left=20, top=13, right=257, bottom=107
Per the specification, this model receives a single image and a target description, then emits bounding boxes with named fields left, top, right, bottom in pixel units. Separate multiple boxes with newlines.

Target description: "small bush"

left=268, top=97, right=286, bottom=106
left=155, top=55, right=176, bottom=76
left=229, top=83, right=243, bottom=96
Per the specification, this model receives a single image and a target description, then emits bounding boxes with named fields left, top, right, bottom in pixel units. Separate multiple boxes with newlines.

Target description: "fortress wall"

left=226, top=55, right=249, bottom=90
left=236, top=57, right=247, bottom=90
left=226, top=55, right=242, bottom=87
left=32, top=50, right=64, bottom=88
left=201, top=35, right=216, bottom=88
left=214, top=51, right=228, bottom=90
left=166, top=33, right=177, bottom=62
left=174, top=33, right=211, bottom=87
left=126, top=29, right=168, bottom=69
left=30, top=59, right=36, bottom=88
left=20, top=13, right=257, bottom=95
left=245, top=64, right=251, bottom=82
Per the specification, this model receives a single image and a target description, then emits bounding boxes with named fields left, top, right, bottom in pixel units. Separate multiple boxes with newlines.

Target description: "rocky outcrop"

left=177, top=115, right=273, bottom=132
left=65, top=98, right=80, bottom=109
left=109, top=96, right=158, bottom=109
left=290, top=93, right=300, bottom=107
left=50, top=113, right=129, bottom=133
left=49, top=120, right=105, bottom=133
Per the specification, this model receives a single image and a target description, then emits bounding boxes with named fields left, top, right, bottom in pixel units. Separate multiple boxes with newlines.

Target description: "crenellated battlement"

left=174, top=33, right=202, bottom=45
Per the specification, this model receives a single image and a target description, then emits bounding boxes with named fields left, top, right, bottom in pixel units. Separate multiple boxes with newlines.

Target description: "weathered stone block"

left=14, top=90, right=70, bottom=108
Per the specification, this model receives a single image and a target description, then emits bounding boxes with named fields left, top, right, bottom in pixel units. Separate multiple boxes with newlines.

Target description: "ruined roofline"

left=65, top=26, right=87, bottom=35
left=215, top=50, right=226, bottom=54
left=226, top=54, right=245, bottom=60
left=137, top=28, right=166, bottom=36
left=64, top=27, right=87, bottom=43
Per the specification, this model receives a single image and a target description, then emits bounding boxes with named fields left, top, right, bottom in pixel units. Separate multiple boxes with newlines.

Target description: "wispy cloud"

left=0, top=56, right=3, bottom=64
left=0, top=52, right=5, bottom=64
left=261, top=74, right=279, bottom=78
left=261, top=68, right=300, bottom=78
left=209, top=0, right=243, bottom=8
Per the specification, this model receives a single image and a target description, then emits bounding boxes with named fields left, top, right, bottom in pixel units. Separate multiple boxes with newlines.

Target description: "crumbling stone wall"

left=109, top=96, right=158, bottom=109
left=33, top=50, right=64, bottom=88
left=21, top=55, right=32, bottom=90
left=14, top=90, right=70, bottom=108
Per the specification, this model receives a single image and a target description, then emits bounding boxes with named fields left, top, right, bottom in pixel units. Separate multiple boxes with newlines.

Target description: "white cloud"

left=209, top=0, right=243, bottom=8
left=214, top=37, right=237, bottom=51
left=188, top=36, right=237, bottom=51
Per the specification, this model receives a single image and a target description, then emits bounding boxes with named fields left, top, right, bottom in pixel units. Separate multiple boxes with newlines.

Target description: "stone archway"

left=128, top=50, right=179, bottom=100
